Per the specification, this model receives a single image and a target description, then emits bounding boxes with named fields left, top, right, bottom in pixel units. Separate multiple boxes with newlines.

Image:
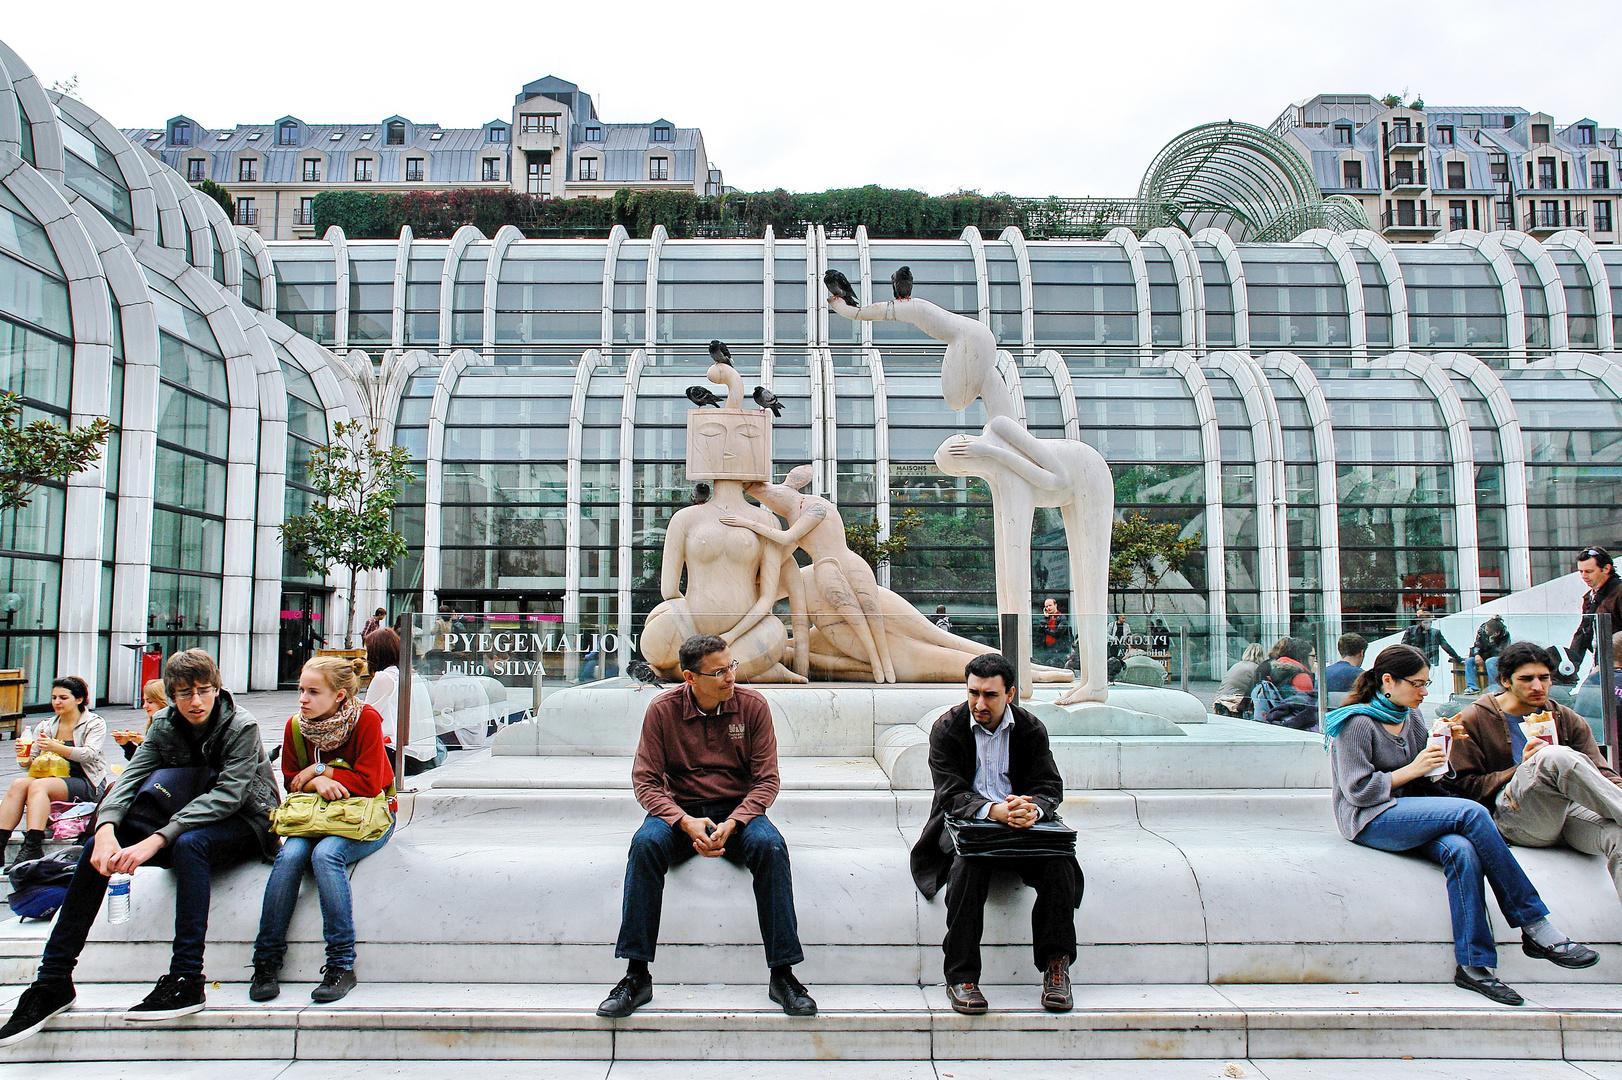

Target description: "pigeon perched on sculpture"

left=891, top=265, right=913, bottom=300
left=823, top=269, right=861, bottom=309
left=685, top=385, right=724, bottom=408
left=708, top=339, right=733, bottom=367
left=752, top=386, right=784, bottom=417
left=627, top=659, right=666, bottom=690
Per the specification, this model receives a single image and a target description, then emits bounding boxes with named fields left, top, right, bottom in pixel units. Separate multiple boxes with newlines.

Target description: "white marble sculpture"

left=829, top=272, right=1113, bottom=701
left=640, top=361, right=808, bottom=683
left=730, top=466, right=1078, bottom=685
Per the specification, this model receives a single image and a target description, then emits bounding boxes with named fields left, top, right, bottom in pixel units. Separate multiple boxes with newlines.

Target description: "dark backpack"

left=7, top=845, right=80, bottom=892
left=9, top=884, right=68, bottom=920
left=1264, top=692, right=1320, bottom=731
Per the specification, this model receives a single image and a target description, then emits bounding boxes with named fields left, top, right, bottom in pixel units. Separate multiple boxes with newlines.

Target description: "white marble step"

left=0, top=981, right=1618, bottom=1064
left=424, top=754, right=893, bottom=790
left=3, top=1064, right=1621, bottom=1080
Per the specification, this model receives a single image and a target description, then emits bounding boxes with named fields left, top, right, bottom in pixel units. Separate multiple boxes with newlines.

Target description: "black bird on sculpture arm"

left=824, top=269, right=860, bottom=309
left=891, top=265, right=913, bottom=299
left=627, top=659, right=666, bottom=690
left=708, top=340, right=734, bottom=366
left=685, top=385, right=724, bottom=408
left=752, top=385, right=784, bottom=417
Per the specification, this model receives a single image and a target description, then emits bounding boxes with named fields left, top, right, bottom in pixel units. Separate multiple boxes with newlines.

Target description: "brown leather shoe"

left=1042, top=956, right=1073, bottom=1012
left=946, top=981, right=988, bottom=1015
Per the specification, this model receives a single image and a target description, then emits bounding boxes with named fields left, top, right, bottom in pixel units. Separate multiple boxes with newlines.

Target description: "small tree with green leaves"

left=845, top=508, right=925, bottom=571
left=0, top=391, right=110, bottom=512
left=279, top=419, right=414, bottom=647
left=1109, top=512, right=1202, bottom=615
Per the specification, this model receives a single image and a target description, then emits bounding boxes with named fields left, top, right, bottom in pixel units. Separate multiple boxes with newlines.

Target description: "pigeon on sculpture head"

left=824, top=269, right=860, bottom=309
left=708, top=340, right=734, bottom=367
left=891, top=265, right=913, bottom=300
left=627, top=659, right=666, bottom=690
left=685, top=385, right=724, bottom=408
left=752, top=385, right=784, bottom=417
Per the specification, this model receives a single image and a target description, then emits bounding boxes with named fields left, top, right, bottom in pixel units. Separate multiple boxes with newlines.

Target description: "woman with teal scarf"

left=1328, top=644, right=1597, bottom=1005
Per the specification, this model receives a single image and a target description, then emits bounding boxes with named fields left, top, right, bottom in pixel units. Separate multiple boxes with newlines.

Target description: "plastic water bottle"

left=107, top=874, right=132, bottom=924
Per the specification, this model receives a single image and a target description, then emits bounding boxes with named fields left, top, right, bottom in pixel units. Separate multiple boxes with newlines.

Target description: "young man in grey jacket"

left=0, top=650, right=281, bottom=1046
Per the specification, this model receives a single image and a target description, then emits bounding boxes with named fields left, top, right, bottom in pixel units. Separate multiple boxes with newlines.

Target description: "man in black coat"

left=910, top=653, right=1083, bottom=1015
left=1570, top=546, right=1622, bottom=669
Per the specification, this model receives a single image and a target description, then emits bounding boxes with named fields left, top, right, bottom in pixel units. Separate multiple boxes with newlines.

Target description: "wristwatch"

left=313, top=763, right=327, bottom=776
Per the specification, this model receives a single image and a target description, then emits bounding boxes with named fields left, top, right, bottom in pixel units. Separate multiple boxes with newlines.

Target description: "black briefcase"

left=945, top=814, right=1076, bottom=858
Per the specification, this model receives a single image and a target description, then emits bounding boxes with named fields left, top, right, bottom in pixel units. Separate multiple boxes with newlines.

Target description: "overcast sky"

left=6, top=0, right=1619, bottom=198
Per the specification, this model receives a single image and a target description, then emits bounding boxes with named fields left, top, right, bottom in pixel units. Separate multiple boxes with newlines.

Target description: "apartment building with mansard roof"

left=1273, top=94, right=1621, bottom=248
left=123, top=75, right=723, bottom=240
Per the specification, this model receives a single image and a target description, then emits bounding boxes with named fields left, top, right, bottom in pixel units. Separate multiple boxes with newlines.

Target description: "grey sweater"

left=1329, top=709, right=1430, bottom=840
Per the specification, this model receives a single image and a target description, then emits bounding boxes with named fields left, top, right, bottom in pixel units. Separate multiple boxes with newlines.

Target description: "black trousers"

left=942, top=854, right=1079, bottom=984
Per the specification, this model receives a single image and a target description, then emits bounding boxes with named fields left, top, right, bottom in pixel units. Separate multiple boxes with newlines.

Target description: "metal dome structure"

left=1136, top=120, right=1372, bottom=240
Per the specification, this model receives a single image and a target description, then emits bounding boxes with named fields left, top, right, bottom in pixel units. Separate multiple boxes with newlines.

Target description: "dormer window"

left=386, top=120, right=405, bottom=145
left=1532, top=123, right=1550, bottom=144
left=488, top=126, right=508, bottom=143
left=652, top=125, right=672, bottom=142
left=1333, top=124, right=1352, bottom=145
left=279, top=121, right=299, bottom=145
left=585, top=126, right=602, bottom=142
left=238, top=158, right=257, bottom=182
left=1577, top=125, right=1597, bottom=145
left=171, top=121, right=192, bottom=145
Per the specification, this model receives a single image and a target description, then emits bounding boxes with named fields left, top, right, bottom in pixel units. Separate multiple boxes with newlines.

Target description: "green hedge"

left=312, top=185, right=1029, bottom=240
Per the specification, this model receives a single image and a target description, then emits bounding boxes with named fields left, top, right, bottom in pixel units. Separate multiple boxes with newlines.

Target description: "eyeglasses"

left=696, top=660, right=740, bottom=679
left=173, top=686, right=219, bottom=702
left=1401, top=677, right=1432, bottom=690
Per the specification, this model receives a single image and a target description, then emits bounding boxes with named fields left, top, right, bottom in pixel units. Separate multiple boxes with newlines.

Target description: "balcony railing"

left=1385, top=164, right=1428, bottom=189
left=1381, top=208, right=1441, bottom=231
left=1383, top=121, right=1425, bottom=149
left=1526, top=208, right=1587, bottom=231
left=233, top=207, right=259, bottom=226
left=294, top=208, right=315, bottom=226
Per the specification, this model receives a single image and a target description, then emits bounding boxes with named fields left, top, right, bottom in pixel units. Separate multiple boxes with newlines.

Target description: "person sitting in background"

left=1451, top=640, right=1622, bottom=915
left=363, top=628, right=440, bottom=776
left=1326, top=643, right=1596, bottom=1006
left=935, top=606, right=953, bottom=632
left=113, top=681, right=167, bottom=762
left=0, top=677, right=109, bottom=868
left=1323, top=633, right=1368, bottom=709
left=1466, top=615, right=1510, bottom=695
left=1252, top=638, right=1315, bottom=724
left=1213, top=644, right=1265, bottom=718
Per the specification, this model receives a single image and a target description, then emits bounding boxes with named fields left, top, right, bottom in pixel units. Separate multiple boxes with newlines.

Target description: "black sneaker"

left=310, top=966, right=356, bottom=1004
left=0, top=979, right=75, bottom=1046
left=248, top=962, right=281, bottom=1002
left=595, top=972, right=653, bottom=1018
left=123, top=973, right=205, bottom=1021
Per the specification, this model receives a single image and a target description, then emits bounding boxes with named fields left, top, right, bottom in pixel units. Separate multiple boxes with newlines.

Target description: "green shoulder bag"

left=269, top=717, right=394, bottom=842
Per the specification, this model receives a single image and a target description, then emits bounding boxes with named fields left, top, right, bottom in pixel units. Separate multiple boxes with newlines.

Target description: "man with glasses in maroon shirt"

left=596, top=634, right=816, bottom=1019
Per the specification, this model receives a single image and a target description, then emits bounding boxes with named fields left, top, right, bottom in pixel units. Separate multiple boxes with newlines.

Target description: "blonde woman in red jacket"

left=249, top=657, right=394, bottom=1005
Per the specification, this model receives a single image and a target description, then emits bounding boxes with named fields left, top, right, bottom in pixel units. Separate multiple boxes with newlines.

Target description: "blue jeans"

left=38, top=817, right=261, bottom=981
left=1465, top=655, right=1499, bottom=693
left=614, top=800, right=804, bottom=969
left=1355, top=796, right=1549, bottom=967
left=252, top=822, right=393, bottom=969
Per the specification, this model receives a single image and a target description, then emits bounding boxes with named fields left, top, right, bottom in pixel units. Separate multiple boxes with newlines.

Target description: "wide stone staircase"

left=2, top=687, right=1620, bottom=1067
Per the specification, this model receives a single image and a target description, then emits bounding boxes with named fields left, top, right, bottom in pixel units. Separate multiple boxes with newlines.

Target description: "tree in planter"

left=1109, top=512, right=1202, bottom=615
left=844, top=508, right=925, bottom=571
left=279, top=419, right=414, bottom=647
left=0, top=391, right=110, bottom=511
